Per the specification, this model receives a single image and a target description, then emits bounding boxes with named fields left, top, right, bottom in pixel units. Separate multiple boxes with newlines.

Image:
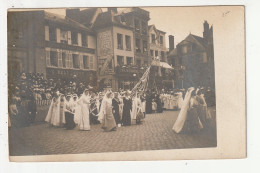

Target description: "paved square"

left=9, top=108, right=217, bottom=156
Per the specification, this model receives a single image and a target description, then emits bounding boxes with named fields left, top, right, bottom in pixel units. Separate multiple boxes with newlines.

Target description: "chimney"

left=203, top=20, right=209, bottom=38
left=169, top=35, right=175, bottom=52
left=108, top=7, right=117, bottom=14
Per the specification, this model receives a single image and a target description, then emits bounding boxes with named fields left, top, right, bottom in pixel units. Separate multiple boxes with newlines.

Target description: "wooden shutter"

left=65, top=51, right=69, bottom=68
left=57, top=50, right=62, bottom=67
left=69, top=52, right=73, bottom=68
left=45, top=26, right=49, bottom=41
left=68, top=31, right=71, bottom=45
left=45, top=49, right=50, bottom=67
left=78, top=33, right=82, bottom=46
left=79, top=54, right=83, bottom=69
left=56, top=28, right=61, bottom=43
left=89, top=56, right=94, bottom=70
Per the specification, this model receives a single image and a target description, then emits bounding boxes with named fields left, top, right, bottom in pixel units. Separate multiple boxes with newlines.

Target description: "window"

left=83, top=55, right=89, bottom=69
left=136, top=60, right=141, bottom=66
left=125, top=35, right=131, bottom=51
left=141, top=21, right=147, bottom=34
left=82, top=34, right=88, bottom=47
left=150, top=50, right=154, bottom=56
left=108, top=61, right=112, bottom=69
left=72, top=54, right=79, bottom=68
left=71, top=31, right=78, bottom=45
left=178, top=57, right=182, bottom=64
left=50, top=51, right=58, bottom=67
left=117, top=33, right=123, bottom=49
left=60, top=30, right=68, bottom=44
left=202, top=53, right=207, bottom=63
left=134, top=19, right=140, bottom=31
left=151, top=34, right=156, bottom=43
left=135, top=38, right=141, bottom=53
left=155, top=50, right=158, bottom=57
left=143, top=40, right=147, bottom=53
left=49, top=27, right=56, bottom=42
left=62, top=52, right=66, bottom=68
left=117, top=56, right=124, bottom=66
left=160, top=36, right=163, bottom=45
left=89, top=56, right=94, bottom=69
left=181, top=46, right=187, bottom=54
left=126, top=57, right=133, bottom=65
left=161, top=51, right=165, bottom=58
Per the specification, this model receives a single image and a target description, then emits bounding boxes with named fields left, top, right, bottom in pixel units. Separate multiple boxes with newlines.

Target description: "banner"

left=131, top=67, right=151, bottom=97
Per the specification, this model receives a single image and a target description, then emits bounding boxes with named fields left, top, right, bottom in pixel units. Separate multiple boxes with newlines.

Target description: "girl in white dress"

left=77, top=89, right=91, bottom=131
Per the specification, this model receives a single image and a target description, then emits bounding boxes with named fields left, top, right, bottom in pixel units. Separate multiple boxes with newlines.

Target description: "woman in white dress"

left=76, top=89, right=91, bottom=131
left=177, top=92, right=184, bottom=110
left=172, top=87, right=195, bottom=133
left=99, top=91, right=117, bottom=132
left=53, top=94, right=66, bottom=127
left=45, top=93, right=60, bottom=126
left=131, top=93, right=142, bottom=124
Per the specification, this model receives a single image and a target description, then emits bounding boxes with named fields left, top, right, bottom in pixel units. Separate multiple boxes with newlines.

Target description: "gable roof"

left=93, top=11, right=133, bottom=30
left=44, top=11, right=93, bottom=32
left=148, top=24, right=166, bottom=34
left=78, top=8, right=99, bottom=26
left=190, top=34, right=207, bottom=48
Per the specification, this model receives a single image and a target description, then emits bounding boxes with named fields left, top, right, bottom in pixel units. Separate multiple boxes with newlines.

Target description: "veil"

left=172, top=87, right=195, bottom=133
left=97, top=91, right=110, bottom=123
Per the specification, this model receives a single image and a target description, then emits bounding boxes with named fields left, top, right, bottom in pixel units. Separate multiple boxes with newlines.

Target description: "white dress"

left=131, top=97, right=141, bottom=121
left=172, top=88, right=194, bottom=133
left=177, top=92, right=184, bottom=109
left=77, top=94, right=91, bottom=130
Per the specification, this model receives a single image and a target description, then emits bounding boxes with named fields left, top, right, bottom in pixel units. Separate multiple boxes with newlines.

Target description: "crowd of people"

left=8, top=72, right=90, bottom=127
left=9, top=72, right=216, bottom=135
left=44, top=87, right=146, bottom=132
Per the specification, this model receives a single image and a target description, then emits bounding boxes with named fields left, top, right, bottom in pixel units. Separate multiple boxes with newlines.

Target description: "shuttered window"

left=89, top=56, right=94, bottom=70
left=46, top=49, right=50, bottom=66
left=79, top=54, right=83, bottom=69
left=57, top=50, right=62, bottom=67
left=45, top=26, right=49, bottom=41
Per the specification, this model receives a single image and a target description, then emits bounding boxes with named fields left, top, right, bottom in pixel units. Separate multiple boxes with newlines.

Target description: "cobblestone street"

left=9, top=108, right=217, bottom=156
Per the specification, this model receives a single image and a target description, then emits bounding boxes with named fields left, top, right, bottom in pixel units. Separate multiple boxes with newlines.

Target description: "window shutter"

left=78, top=33, right=82, bottom=46
left=57, top=50, right=62, bottom=67
left=68, top=31, right=71, bottom=45
left=89, top=56, right=94, bottom=70
left=69, top=52, right=73, bottom=68
left=56, top=28, right=61, bottom=43
left=46, top=49, right=50, bottom=67
left=65, top=52, right=69, bottom=68
left=45, top=26, right=49, bottom=41
left=79, top=54, right=83, bottom=69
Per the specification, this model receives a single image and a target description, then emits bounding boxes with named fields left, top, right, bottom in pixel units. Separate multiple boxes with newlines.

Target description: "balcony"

left=115, top=65, right=148, bottom=76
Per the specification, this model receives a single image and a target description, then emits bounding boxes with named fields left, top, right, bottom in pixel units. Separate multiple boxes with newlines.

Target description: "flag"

left=131, top=67, right=151, bottom=97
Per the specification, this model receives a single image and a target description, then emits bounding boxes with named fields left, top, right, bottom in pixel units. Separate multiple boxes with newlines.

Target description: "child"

left=152, top=99, right=157, bottom=113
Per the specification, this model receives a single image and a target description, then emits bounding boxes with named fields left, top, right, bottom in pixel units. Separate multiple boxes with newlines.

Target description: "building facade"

left=148, top=25, right=168, bottom=62
left=167, top=21, right=215, bottom=89
left=8, top=11, right=98, bottom=86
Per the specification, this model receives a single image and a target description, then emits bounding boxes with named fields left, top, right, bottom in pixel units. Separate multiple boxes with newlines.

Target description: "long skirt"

left=65, top=112, right=76, bottom=130
left=183, top=108, right=203, bottom=134
left=79, top=105, right=90, bottom=130
left=102, top=107, right=117, bottom=132
left=122, top=109, right=131, bottom=126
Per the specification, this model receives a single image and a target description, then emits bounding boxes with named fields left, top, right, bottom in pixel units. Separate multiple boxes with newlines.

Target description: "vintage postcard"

left=7, top=6, right=246, bottom=161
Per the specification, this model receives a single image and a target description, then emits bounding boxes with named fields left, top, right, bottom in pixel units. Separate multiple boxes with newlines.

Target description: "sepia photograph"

left=7, top=6, right=245, bottom=161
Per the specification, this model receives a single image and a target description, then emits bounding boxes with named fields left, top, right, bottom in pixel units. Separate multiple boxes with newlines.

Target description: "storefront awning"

left=151, top=60, right=174, bottom=69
